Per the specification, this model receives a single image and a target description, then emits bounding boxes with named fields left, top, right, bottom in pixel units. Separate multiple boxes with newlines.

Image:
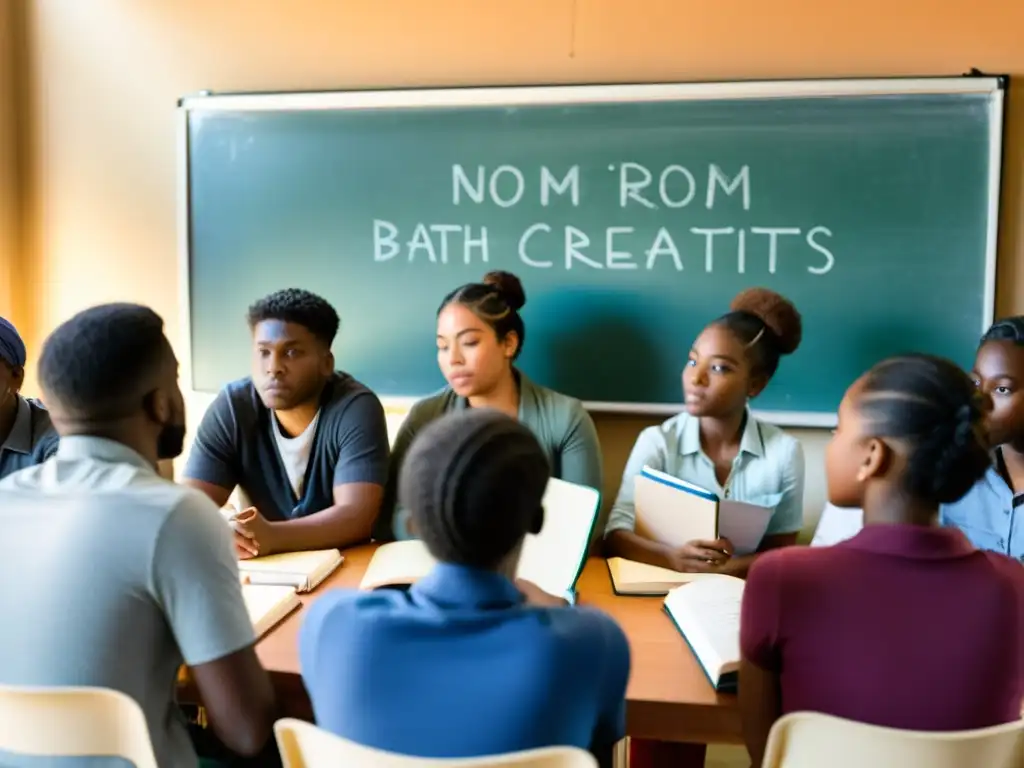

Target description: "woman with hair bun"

left=606, top=287, right=806, bottom=768
left=740, top=354, right=1024, bottom=766
left=605, top=287, right=806, bottom=576
left=375, top=271, right=603, bottom=541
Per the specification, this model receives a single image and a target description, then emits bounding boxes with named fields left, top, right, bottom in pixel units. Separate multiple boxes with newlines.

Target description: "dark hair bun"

left=730, top=288, right=802, bottom=355
left=482, top=271, right=527, bottom=312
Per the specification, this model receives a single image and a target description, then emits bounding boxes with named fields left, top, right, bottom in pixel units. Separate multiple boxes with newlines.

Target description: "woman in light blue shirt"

left=605, top=288, right=805, bottom=578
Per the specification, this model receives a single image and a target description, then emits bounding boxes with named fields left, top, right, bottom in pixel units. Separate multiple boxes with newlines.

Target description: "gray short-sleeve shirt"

left=184, top=372, right=390, bottom=521
left=0, top=436, right=256, bottom=768
left=0, top=396, right=59, bottom=480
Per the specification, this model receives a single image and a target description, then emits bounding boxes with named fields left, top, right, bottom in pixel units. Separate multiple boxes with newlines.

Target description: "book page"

left=718, top=501, right=774, bottom=555
left=516, top=477, right=600, bottom=596
left=359, top=540, right=437, bottom=589
left=664, top=576, right=744, bottom=681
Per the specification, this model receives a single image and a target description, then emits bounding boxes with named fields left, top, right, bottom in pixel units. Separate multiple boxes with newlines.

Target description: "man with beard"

left=184, top=288, right=389, bottom=559
left=0, top=303, right=275, bottom=767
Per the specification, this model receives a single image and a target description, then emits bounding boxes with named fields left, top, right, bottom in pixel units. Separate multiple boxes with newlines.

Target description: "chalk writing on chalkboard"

left=372, top=163, right=835, bottom=276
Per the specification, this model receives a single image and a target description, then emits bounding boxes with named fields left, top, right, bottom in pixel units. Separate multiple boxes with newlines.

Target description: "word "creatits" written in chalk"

left=371, top=163, right=836, bottom=275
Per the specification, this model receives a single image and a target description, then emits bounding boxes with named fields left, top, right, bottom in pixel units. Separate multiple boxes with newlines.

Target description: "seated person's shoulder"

left=302, top=586, right=408, bottom=641
left=26, top=398, right=59, bottom=460
left=756, top=418, right=802, bottom=457
left=980, top=550, right=1024, bottom=585
left=533, top=382, right=587, bottom=421
left=405, top=388, right=455, bottom=426
left=544, top=605, right=630, bottom=661
left=218, top=376, right=263, bottom=408
left=201, top=376, right=264, bottom=427
left=137, top=478, right=226, bottom=524
left=747, top=543, right=839, bottom=588
left=321, top=372, right=387, bottom=422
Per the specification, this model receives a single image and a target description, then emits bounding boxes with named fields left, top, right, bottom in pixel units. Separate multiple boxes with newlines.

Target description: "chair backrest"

left=761, top=711, right=1024, bottom=768
left=0, top=684, right=158, bottom=768
left=274, top=718, right=598, bottom=768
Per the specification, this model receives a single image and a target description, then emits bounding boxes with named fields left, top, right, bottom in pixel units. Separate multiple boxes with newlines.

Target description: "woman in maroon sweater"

left=740, top=354, right=1024, bottom=766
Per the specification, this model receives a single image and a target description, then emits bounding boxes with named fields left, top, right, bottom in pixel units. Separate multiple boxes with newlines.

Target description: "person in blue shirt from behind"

left=300, top=409, right=630, bottom=766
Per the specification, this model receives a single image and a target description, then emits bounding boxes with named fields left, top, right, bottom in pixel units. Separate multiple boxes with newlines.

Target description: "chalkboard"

left=180, top=78, right=1005, bottom=426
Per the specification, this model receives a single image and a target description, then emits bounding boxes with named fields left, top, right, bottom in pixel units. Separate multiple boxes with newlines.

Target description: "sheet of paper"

left=718, top=500, right=773, bottom=555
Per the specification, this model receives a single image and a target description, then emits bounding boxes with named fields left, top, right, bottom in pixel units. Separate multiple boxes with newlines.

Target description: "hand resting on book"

left=663, top=537, right=735, bottom=574
left=229, top=506, right=276, bottom=560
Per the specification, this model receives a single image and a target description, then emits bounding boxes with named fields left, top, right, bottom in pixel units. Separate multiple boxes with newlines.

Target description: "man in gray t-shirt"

left=0, top=304, right=275, bottom=767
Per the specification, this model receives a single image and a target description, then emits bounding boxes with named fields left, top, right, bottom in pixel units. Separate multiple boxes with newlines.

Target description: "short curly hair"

left=39, top=303, right=170, bottom=419
left=713, top=288, right=802, bottom=382
left=246, top=288, right=339, bottom=346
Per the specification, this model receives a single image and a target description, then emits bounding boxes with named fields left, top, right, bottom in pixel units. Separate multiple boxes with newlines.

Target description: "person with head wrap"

left=0, top=316, right=58, bottom=479
left=299, top=409, right=630, bottom=767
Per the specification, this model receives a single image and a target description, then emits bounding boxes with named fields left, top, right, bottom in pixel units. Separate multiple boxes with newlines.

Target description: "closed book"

left=238, top=549, right=344, bottom=593
left=606, top=557, right=723, bottom=596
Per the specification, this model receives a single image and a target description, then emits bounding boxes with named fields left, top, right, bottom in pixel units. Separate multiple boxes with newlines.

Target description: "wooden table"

left=243, top=544, right=741, bottom=745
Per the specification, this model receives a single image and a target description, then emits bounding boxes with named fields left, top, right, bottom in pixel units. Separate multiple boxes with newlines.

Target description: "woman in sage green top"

left=374, top=271, right=603, bottom=541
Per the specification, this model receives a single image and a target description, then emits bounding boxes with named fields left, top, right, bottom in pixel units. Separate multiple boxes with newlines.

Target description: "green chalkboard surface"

left=181, top=78, right=1005, bottom=425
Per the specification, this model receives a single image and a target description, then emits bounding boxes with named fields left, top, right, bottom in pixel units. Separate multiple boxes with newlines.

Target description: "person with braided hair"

left=813, top=316, right=1024, bottom=561
left=376, top=270, right=602, bottom=541
left=740, top=354, right=1024, bottom=767
left=300, top=410, right=629, bottom=765
left=605, top=287, right=805, bottom=577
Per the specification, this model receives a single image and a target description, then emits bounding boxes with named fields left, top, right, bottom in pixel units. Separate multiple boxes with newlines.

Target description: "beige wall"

left=6, top=0, right=1024, bottom=532
left=0, top=1, right=22, bottom=321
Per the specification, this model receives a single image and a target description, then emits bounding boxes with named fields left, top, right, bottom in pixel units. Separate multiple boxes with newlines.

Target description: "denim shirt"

left=940, top=459, right=1024, bottom=563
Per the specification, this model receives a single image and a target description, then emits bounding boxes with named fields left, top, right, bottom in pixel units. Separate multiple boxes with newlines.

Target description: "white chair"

left=274, top=718, right=598, bottom=768
left=761, top=711, right=1024, bottom=768
left=0, top=684, right=158, bottom=768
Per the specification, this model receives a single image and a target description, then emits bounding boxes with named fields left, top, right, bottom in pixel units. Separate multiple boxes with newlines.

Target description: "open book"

left=663, top=575, right=745, bottom=692
left=607, top=557, right=724, bottom=596
left=242, top=584, right=301, bottom=638
left=238, top=549, right=344, bottom=593
left=637, top=466, right=774, bottom=555
left=360, top=477, right=601, bottom=599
